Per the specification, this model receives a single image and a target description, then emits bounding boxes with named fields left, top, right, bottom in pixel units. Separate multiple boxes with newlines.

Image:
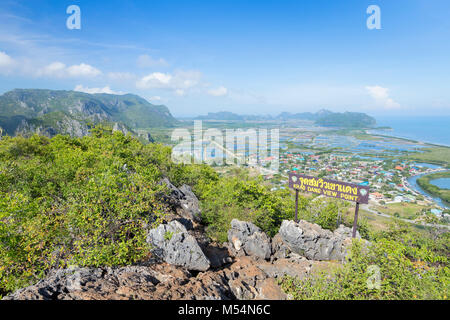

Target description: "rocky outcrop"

left=257, top=257, right=311, bottom=279
left=2, top=264, right=232, bottom=300
left=4, top=255, right=311, bottom=301
left=160, top=178, right=202, bottom=223
left=227, top=219, right=271, bottom=260
left=3, top=248, right=337, bottom=300
left=278, top=220, right=356, bottom=261
left=202, top=246, right=233, bottom=269
left=3, top=212, right=362, bottom=300
left=334, top=224, right=361, bottom=239
left=223, top=256, right=286, bottom=300
left=146, top=220, right=210, bottom=271
left=178, top=185, right=202, bottom=223
left=270, top=233, right=291, bottom=260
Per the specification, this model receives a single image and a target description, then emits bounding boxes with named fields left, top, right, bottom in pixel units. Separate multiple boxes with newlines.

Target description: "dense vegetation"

left=0, top=128, right=318, bottom=296
left=417, top=171, right=450, bottom=204
left=0, top=129, right=448, bottom=300
left=280, top=221, right=449, bottom=299
left=0, top=128, right=194, bottom=295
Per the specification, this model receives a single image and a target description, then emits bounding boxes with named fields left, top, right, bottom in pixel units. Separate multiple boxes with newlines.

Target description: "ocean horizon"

left=372, top=116, right=450, bottom=147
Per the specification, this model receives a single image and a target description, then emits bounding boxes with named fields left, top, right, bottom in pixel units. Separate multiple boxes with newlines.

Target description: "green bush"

left=280, top=222, right=449, bottom=300
left=198, top=172, right=296, bottom=242
left=0, top=127, right=215, bottom=294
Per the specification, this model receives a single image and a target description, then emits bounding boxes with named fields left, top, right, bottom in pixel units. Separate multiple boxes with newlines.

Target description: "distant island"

left=193, top=109, right=377, bottom=128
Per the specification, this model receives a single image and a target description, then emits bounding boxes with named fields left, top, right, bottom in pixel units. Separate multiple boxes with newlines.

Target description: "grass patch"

left=404, top=147, right=450, bottom=167
left=372, top=203, right=428, bottom=220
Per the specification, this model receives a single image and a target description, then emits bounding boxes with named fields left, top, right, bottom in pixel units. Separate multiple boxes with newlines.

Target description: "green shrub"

left=280, top=223, right=449, bottom=300
left=198, top=173, right=296, bottom=242
left=0, top=127, right=216, bottom=294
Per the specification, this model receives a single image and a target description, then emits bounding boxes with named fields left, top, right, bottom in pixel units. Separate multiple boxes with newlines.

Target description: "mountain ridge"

left=0, top=89, right=178, bottom=137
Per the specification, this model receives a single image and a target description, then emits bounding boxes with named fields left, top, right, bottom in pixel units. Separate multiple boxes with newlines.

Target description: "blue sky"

left=0, top=0, right=449, bottom=117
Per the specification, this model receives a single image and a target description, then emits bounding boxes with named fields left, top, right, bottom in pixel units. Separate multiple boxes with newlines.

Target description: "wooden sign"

left=289, top=172, right=370, bottom=238
left=289, top=173, right=369, bottom=204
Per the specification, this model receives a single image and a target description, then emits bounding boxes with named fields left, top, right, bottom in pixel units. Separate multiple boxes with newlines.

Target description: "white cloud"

left=37, top=62, right=101, bottom=78
left=0, top=51, right=15, bottom=67
left=136, top=70, right=202, bottom=94
left=137, top=54, right=168, bottom=68
left=175, top=70, right=202, bottom=89
left=67, top=63, right=101, bottom=77
left=136, top=72, right=172, bottom=89
left=208, top=86, right=228, bottom=97
left=37, top=62, right=66, bottom=77
left=74, top=84, right=124, bottom=95
left=0, top=51, right=17, bottom=74
left=365, top=85, right=401, bottom=109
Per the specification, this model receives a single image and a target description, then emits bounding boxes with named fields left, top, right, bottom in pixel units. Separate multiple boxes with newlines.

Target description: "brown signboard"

left=289, top=172, right=370, bottom=204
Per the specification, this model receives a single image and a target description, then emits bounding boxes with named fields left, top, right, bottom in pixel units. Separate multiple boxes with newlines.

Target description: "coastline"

left=405, top=169, right=450, bottom=209
left=366, top=129, right=450, bottom=149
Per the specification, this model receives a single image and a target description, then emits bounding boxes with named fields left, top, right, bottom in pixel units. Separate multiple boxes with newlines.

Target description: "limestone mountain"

left=0, top=89, right=178, bottom=137
left=193, top=109, right=376, bottom=128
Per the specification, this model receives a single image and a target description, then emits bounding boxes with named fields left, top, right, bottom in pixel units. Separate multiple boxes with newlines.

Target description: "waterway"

left=430, top=178, right=450, bottom=190
left=407, top=169, right=450, bottom=209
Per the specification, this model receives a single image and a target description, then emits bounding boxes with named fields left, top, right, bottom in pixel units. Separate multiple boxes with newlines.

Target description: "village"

left=253, top=147, right=450, bottom=224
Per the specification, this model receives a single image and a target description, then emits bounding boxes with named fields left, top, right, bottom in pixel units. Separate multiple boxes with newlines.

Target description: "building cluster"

left=269, top=151, right=444, bottom=211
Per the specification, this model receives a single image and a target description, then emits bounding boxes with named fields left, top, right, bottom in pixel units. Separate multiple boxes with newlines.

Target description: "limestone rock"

left=146, top=220, right=210, bottom=271
left=227, top=219, right=271, bottom=260
left=178, top=184, right=202, bottom=223
left=257, top=258, right=311, bottom=279
left=334, top=224, right=361, bottom=239
left=3, top=264, right=232, bottom=300
left=271, top=233, right=291, bottom=260
left=160, top=179, right=202, bottom=223
left=278, top=220, right=346, bottom=261
left=202, top=246, right=233, bottom=269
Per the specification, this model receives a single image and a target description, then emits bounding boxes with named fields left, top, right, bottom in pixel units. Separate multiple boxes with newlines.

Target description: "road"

left=361, top=204, right=450, bottom=230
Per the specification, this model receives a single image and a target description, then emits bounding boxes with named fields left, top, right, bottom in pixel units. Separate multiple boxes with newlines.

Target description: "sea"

left=372, top=116, right=450, bottom=208
left=370, top=116, right=450, bottom=147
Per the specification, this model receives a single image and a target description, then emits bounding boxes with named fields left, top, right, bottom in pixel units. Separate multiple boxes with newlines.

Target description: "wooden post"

left=352, top=202, right=360, bottom=238
left=295, top=189, right=299, bottom=223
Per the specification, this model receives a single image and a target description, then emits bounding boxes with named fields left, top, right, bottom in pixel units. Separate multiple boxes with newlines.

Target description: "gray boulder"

left=178, top=184, right=202, bottom=223
left=160, top=178, right=185, bottom=202
left=334, top=224, right=361, bottom=239
left=278, top=220, right=347, bottom=261
left=160, top=179, right=201, bottom=223
left=227, top=219, right=271, bottom=260
left=271, top=233, right=291, bottom=260
left=147, top=221, right=210, bottom=271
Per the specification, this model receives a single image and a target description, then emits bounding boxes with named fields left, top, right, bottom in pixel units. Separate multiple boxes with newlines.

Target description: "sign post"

left=288, top=172, right=369, bottom=238
left=352, top=202, right=360, bottom=238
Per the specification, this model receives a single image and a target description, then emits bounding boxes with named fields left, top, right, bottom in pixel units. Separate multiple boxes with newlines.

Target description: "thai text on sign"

left=289, top=172, right=369, bottom=204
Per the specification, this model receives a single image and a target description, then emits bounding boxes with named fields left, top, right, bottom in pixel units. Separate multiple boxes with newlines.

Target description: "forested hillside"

left=0, top=89, right=178, bottom=137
